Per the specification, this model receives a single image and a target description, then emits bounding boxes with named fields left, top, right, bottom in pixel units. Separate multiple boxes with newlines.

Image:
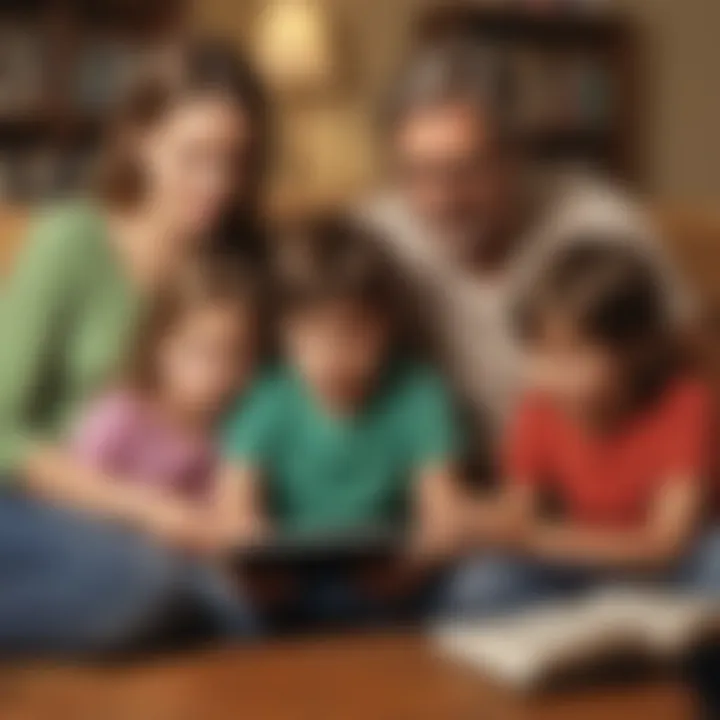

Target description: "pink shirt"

left=72, top=392, right=217, bottom=501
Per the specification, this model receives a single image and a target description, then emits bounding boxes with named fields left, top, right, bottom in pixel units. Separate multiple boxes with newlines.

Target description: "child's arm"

left=216, top=374, right=281, bottom=550
left=525, top=478, right=702, bottom=570
left=27, top=445, right=189, bottom=529
left=412, top=463, right=467, bottom=561
left=206, top=462, right=270, bottom=550
left=29, top=395, right=203, bottom=545
left=500, top=384, right=710, bottom=570
left=464, top=483, right=534, bottom=550
left=406, top=371, right=470, bottom=562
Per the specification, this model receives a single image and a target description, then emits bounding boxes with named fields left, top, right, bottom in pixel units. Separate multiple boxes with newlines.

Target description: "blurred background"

left=0, top=4, right=718, bottom=715
left=0, top=0, right=717, bottom=235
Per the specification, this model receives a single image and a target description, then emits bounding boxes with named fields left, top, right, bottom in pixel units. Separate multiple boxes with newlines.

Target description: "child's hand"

left=232, top=514, right=271, bottom=547
left=463, top=497, right=531, bottom=552
left=140, top=501, right=211, bottom=555
left=409, top=518, right=466, bottom=566
left=193, top=514, right=271, bottom=558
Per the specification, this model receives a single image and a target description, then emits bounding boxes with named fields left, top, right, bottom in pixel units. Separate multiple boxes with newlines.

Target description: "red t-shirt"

left=504, top=378, right=712, bottom=528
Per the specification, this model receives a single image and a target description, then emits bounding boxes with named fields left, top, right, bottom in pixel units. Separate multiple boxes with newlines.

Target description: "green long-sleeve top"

left=0, top=201, right=141, bottom=478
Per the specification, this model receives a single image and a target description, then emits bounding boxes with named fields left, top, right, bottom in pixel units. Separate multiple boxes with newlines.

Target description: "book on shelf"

left=510, top=48, right=612, bottom=134
left=0, top=26, right=45, bottom=114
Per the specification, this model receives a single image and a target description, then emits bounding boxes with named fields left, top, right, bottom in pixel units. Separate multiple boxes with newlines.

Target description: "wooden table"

left=0, top=634, right=697, bottom=720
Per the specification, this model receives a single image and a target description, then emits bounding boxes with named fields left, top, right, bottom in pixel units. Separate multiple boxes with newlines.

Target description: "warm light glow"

left=254, top=0, right=335, bottom=93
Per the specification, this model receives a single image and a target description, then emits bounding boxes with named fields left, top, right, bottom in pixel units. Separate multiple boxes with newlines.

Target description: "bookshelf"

left=0, top=0, right=184, bottom=201
left=416, top=4, right=641, bottom=182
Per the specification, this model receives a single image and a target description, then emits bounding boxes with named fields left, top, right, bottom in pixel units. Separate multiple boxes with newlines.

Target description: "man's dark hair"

left=274, top=214, right=401, bottom=318
left=382, top=39, right=513, bottom=146
left=516, top=238, right=681, bottom=402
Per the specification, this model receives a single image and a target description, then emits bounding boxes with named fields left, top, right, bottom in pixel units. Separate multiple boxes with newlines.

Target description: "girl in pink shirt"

left=73, top=254, right=261, bottom=551
left=72, top=254, right=262, bottom=636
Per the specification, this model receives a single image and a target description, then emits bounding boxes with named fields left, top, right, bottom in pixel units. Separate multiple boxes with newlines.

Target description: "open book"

left=433, top=588, right=720, bottom=690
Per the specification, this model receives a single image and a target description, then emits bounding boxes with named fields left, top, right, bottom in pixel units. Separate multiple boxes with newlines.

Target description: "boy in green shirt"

left=222, top=215, right=463, bottom=625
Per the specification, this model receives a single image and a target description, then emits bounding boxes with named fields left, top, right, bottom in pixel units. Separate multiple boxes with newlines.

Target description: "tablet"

left=233, top=526, right=405, bottom=572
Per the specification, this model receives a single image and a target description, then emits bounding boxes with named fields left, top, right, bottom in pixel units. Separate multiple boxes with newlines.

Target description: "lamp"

left=254, top=0, right=335, bottom=96
left=254, top=0, right=371, bottom=214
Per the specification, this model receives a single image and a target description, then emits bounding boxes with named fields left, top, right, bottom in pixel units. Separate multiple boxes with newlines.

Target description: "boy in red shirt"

left=439, top=240, right=720, bottom=617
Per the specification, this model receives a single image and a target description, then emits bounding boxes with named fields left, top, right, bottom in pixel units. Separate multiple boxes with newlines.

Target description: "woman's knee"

left=0, top=497, right=182, bottom=654
left=64, top=528, right=181, bottom=652
left=83, top=536, right=181, bottom=649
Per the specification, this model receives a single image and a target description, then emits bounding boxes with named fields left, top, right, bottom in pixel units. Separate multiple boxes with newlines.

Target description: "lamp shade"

left=254, top=0, right=335, bottom=93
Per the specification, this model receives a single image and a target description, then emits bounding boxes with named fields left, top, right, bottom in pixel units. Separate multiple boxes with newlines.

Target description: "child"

left=441, top=239, right=720, bottom=618
left=72, top=254, right=262, bottom=635
left=222, top=215, right=464, bottom=626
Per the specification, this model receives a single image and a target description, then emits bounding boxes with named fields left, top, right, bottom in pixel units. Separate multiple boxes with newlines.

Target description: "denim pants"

left=265, top=565, right=440, bottom=633
left=433, top=528, right=720, bottom=621
left=0, top=490, right=259, bottom=655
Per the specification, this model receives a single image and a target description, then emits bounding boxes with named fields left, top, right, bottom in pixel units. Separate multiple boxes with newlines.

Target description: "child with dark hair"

left=222, top=215, right=465, bottom=626
left=439, top=239, right=720, bottom=618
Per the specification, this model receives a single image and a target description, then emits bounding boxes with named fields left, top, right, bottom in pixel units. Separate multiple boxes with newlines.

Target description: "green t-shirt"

left=222, top=364, right=458, bottom=533
left=0, top=201, right=140, bottom=476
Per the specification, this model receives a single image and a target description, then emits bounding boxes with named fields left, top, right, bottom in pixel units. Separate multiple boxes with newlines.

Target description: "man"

left=362, top=41, right=690, bottom=476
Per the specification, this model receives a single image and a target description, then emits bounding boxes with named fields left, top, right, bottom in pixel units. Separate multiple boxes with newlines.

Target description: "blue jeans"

left=182, top=561, right=261, bottom=640
left=433, top=529, right=720, bottom=620
left=266, top=566, right=438, bottom=632
left=0, top=491, right=258, bottom=655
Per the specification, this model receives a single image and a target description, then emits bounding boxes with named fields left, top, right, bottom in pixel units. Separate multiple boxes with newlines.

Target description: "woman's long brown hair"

left=97, top=38, right=270, bottom=265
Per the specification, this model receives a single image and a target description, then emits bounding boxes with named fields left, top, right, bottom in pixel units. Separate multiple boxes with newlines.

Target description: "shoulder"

left=15, top=200, right=106, bottom=276
left=515, top=391, right=555, bottom=416
left=72, top=390, right=145, bottom=449
left=79, top=390, right=145, bottom=429
left=224, top=368, right=294, bottom=426
left=29, top=200, right=105, bottom=248
left=507, top=392, right=562, bottom=441
left=355, top=191, right=438, bottom=273
left=247, top=367, right=296, bottom=405
left=355, top=190, right=410, bottom=239
left=547, top=172, right=652, bottom=235
left=221, top=368, right=295, bottom=458
left=525, top=172, right=658, bottom=263
left=3, top=202, right=107, bottom=314
left=656, top=376, right=712, bottom=421
left=385, top=362, right=453, bottom=407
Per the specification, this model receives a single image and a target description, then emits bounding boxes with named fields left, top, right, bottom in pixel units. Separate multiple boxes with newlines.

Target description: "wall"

left=615, top=0, right=720, bottom=208
left=192, top=0, right=427, bottom=117
left=193, top=0, right=720, bottom=209
left=192, top=0, right=431, bottom=208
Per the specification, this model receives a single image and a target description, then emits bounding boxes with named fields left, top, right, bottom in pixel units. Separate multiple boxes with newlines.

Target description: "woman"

left=0, top=40, right=269, bottom=653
